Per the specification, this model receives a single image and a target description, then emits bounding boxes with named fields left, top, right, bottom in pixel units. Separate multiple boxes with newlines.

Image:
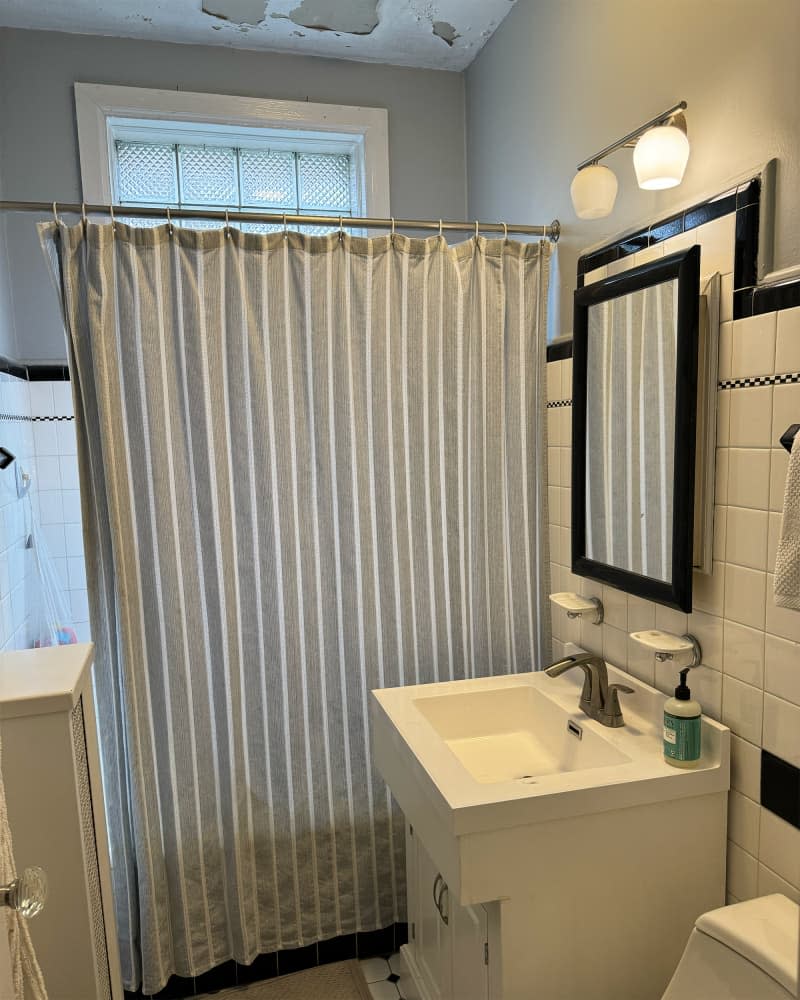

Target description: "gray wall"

left=0, top=27, right=467, bottom=361
left=0, top=128, right=17, bottom=359
left=466, top=0, right=800, bottom=336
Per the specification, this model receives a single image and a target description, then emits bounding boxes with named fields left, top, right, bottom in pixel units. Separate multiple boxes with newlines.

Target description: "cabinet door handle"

left=438, top=881, right=449, bottom=925
left=432, top=873, right=443, bottom=912
left=1, top=867, right=47, bottom=918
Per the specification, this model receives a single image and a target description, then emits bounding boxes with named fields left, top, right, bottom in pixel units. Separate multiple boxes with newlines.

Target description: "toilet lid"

left=696, top=894, right=799, bottom=996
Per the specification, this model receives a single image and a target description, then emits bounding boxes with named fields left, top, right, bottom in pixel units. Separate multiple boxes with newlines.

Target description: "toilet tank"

left=662, top=894, right=799, bottom=1000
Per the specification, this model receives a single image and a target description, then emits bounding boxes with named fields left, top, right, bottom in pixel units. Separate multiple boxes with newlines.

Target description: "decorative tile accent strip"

left=546, top=399, right=573, bottom=408
left=718, top=372, right=800, bottom=390
left=0, top=412, right=75, bottom=422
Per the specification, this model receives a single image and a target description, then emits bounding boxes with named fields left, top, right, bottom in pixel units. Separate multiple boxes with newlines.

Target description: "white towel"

left=774, top=431, right=800, bottom=610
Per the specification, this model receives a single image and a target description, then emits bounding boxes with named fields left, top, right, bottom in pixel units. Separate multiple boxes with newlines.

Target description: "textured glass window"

left=298, top=153, right=351, bottom=211
left=115, top=139, right=353, bottom=228
left=178, top=145, right=238, bottom=206
left=240, top=150, right=296, bottom=208
left=116, top=143, right=178, bottom=205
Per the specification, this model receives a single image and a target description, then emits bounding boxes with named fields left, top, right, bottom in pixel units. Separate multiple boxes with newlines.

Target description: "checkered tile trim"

left=546, top=399, right=573, bottom=408
left=0, top=413, right=74, bottom=422
left=718, top=372, right=800, bottom=390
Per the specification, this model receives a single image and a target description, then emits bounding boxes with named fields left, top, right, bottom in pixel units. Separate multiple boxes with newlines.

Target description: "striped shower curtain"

left=40, top=221, right=551, bottom=993
left=585, top=281, right=678, bottom=581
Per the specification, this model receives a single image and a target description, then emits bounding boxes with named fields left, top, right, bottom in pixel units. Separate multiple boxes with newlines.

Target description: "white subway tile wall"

left=550, top=213, right=800, bottom=905
left=0, top=376, right=90, bottom=650
left=0, top=371, right=34, bottom=649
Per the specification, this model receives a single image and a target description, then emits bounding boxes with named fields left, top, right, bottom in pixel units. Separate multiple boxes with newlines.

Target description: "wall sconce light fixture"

left=570, top=101, right=689, bottom=220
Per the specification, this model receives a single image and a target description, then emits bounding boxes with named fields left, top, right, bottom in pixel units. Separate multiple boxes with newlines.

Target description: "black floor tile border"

left=124, top=922, right=406, bottom=999
left=761, top=749, right=800, bottom=830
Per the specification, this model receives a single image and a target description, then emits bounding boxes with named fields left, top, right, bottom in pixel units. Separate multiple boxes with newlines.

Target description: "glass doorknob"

left=1, top=866, right=47, bottom=918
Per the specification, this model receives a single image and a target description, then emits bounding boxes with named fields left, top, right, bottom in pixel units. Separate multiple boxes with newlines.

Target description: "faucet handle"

left=605, top=684, right=635, bottom=724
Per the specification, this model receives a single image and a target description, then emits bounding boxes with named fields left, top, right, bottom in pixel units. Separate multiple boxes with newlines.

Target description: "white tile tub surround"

left=548, top=215, right=800, bottom=906
left=0, top=371, right=34, bottom=649
left=26, top=380, right=90, bottom=644
left=0, top=376, right=89, bottom=650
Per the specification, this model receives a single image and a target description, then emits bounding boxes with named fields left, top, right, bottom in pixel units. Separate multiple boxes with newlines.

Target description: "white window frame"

left=75, top=83, right=390, bottom=218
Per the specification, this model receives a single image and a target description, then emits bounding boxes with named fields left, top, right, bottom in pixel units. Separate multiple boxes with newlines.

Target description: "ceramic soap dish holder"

left=549, top=592, right=604, bottom=625
left=629, top=629, right=702, bottom=668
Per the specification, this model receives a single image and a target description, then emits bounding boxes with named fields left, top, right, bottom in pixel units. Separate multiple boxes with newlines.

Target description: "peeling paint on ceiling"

left=201, top=0, right=265, bottom=26
left=432, top=20, right=459, bottom=46
left=0, top=0, right=519, bottom=71
left=287, top=0, right=379, bottom=35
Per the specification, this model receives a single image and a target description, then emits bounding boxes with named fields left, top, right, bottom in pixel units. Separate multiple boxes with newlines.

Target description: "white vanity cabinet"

left=372, top=666, right=730, bottom=1000
left=404, top=823, right=491, bottom=1000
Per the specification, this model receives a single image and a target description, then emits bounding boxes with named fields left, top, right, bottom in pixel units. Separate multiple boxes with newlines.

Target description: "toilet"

left=663, top=894, right=799, bottom=999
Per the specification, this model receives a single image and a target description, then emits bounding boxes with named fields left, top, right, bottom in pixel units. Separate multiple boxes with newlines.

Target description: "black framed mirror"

left=571, top=246, right=701, bottom=612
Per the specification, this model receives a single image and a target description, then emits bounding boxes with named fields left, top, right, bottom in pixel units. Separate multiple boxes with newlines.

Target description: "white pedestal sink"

left=371, top=650, right=730, bottom=1000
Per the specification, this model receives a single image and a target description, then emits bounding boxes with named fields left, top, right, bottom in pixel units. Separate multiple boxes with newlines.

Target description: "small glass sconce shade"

left=570, top=164, right=618, bottom=220
left=633, top=125, right=690, bottom=190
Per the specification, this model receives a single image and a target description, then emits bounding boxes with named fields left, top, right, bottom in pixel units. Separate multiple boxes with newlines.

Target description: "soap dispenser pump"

left=663, top=668, right=701, bottom=768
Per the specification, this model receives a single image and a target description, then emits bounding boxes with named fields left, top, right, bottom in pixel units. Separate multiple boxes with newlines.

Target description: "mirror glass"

left=571, top=247, right=700, bottom=612
left=584, top=279, right=678, bottom=583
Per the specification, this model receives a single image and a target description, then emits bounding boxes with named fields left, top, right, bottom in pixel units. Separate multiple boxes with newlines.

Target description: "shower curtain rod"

left=0, top=200, right=561, bottom=242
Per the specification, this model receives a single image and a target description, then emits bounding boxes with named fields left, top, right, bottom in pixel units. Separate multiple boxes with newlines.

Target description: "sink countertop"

left=371, top=655, right=730, bottom=838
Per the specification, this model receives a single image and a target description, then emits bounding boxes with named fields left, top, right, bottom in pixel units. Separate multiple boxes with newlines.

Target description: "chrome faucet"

left=545, top=653, right=634, bottom=728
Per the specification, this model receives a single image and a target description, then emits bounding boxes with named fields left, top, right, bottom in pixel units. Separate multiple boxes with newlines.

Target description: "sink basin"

left=414, top=685, right=629, bottom=783
left=371, top=647, right=729, bottom=837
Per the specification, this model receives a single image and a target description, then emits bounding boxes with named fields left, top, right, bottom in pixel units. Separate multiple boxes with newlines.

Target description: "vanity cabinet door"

left=414, top=836, right=452, bottom=1000
left=407, top=825, right=490, bottom=1000
left=451, top=901, right=489, bottom=1000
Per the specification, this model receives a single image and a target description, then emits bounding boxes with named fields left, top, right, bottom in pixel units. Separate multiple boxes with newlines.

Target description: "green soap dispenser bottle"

left=663, top=668, right=701, bottom=768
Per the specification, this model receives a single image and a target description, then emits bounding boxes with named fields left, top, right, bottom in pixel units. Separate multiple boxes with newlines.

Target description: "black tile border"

left=0, top=354, right=70, bottom=381
left=546, top=399, right=573, bottom=409
left=752, top=279, right=800, bottom=316
left=546, top=338, right=573, bottom=362
left=124, top=922, right=406, bottom=999
left=551, top=173, right=800, bottom=363
left=0, top=356, right=29, bottom=381
left=761, top=749, right=800, bottom=830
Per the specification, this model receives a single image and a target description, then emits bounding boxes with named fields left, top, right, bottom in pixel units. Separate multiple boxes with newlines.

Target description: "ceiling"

left=0, top=0, right=518, bottom=71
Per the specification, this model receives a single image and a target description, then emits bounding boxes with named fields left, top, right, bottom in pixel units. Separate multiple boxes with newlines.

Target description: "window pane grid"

left=115, top=140, right=353, bottom=228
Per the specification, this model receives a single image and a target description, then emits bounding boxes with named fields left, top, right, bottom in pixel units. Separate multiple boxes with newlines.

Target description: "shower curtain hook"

left=502, top=222, right=508, bottom=241
left=283, top=213, right=288, bottom=238
left=474, top=219, right=480, bottom=240
left=52, top=201, right=60, bottom=227
left=224, top=209, right=231, bottom=238
left=81, top=202, right=87, bottom=234
left=390, top=217, right=396, bottom=245
left=109, top=203, right=116, bottom=234
left=438, top=219, right=444, bottom=238
left=338, top=216, right=344, bottom=241
left=166, top=207, right=173, bottom=236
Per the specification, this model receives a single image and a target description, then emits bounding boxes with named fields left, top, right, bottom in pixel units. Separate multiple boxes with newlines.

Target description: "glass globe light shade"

left=570, top=164, right=618, bottom=220
left=633, top=125, right=690, bottom=190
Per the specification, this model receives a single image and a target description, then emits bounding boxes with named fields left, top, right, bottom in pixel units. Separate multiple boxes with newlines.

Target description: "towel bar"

left=780, top=424, right=799, bottom=453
